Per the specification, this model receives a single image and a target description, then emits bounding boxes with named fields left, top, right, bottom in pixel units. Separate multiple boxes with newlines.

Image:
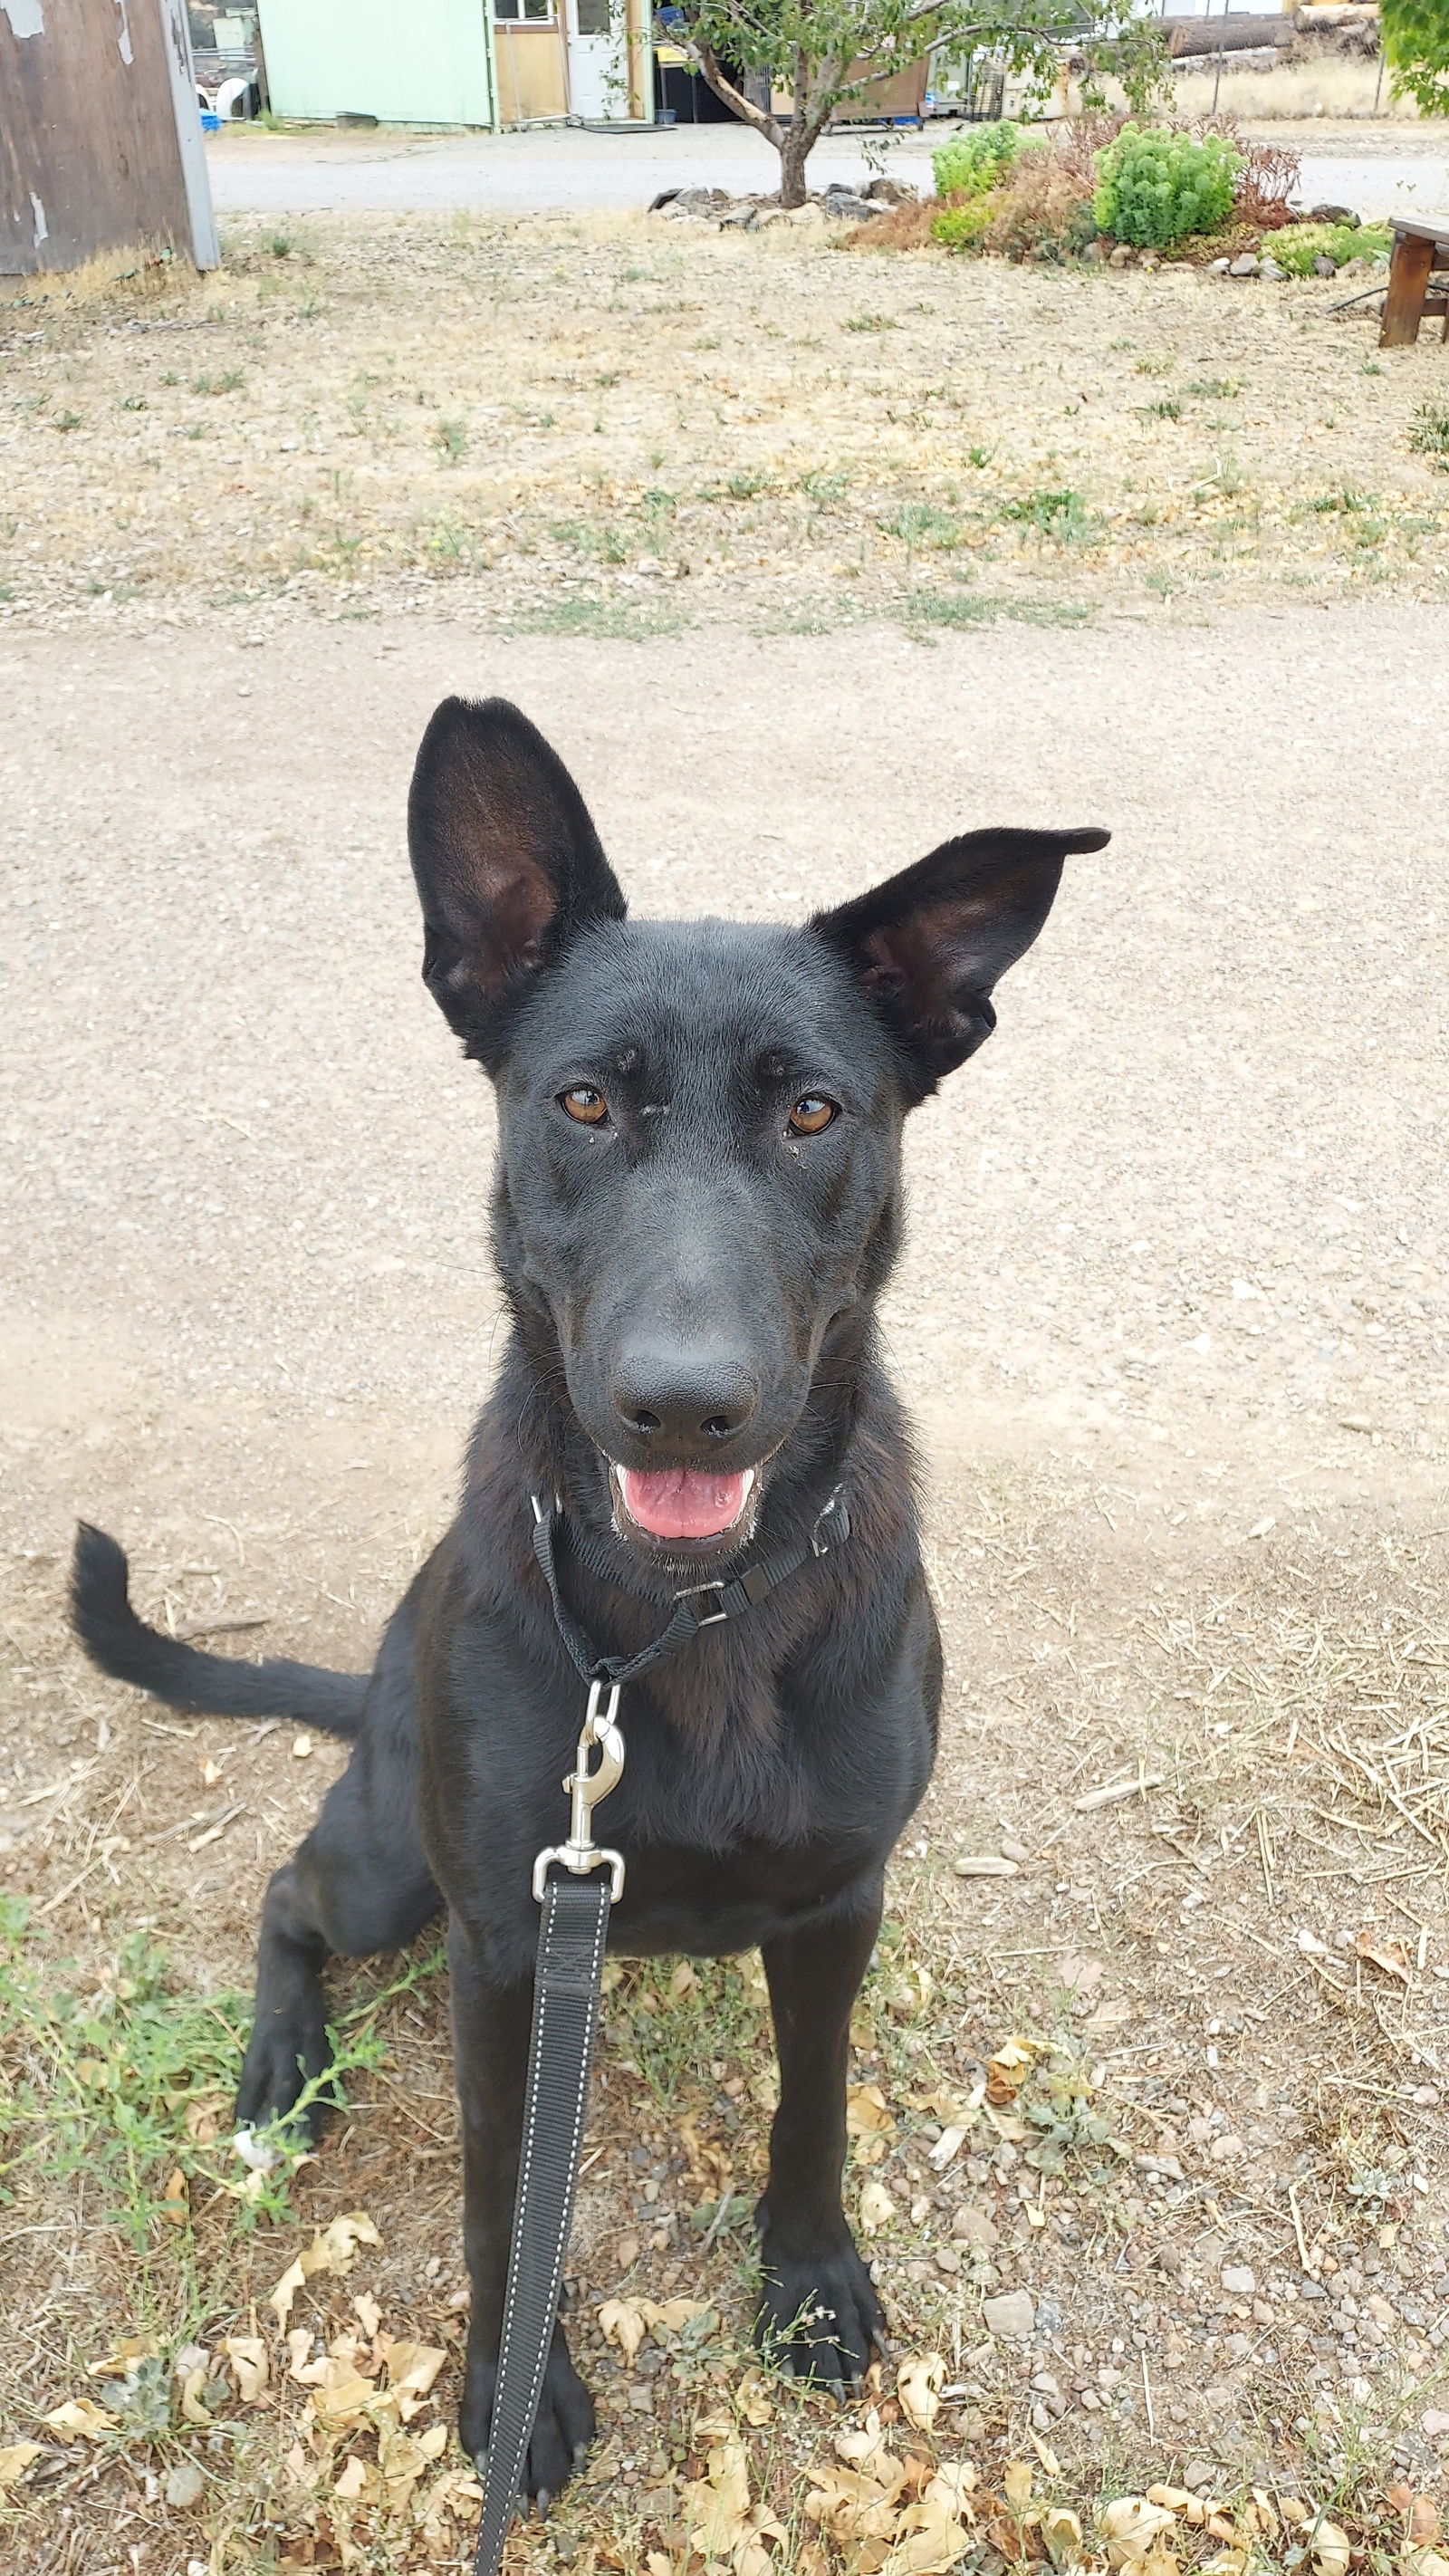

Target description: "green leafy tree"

left=1380, top=0, right=1449, bottom=112
left=672, top=0, right=1169, bottom=207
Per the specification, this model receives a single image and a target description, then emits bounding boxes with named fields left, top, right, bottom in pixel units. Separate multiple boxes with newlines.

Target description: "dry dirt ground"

left=1, top=379, right=1448, bottom=2572
left=4, top=210, right=1449, bottom=641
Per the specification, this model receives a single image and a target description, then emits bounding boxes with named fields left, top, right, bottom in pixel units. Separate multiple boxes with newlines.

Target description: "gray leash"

left=473, top=1488, right=849, bottom=2575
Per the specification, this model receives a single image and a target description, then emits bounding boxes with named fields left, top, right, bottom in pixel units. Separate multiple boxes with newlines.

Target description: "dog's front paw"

left=460, top=2324, right=595, bottom=2506
left=235, top=2004, right=333, bottom=2140
left=753, top=2204, right=885, bottom=2395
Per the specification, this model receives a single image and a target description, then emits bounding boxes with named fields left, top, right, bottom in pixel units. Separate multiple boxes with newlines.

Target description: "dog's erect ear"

left=408, top=696, right=627, bottom=1059
left=811, top=824, right=1109, bottom=1101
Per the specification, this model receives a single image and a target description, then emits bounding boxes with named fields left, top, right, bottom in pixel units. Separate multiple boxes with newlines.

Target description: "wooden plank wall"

left=2, top=0, right=217, bottom=275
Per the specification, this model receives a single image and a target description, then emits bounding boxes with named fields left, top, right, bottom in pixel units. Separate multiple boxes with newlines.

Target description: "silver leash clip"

left=533, top=1677, right=626, bottom=1902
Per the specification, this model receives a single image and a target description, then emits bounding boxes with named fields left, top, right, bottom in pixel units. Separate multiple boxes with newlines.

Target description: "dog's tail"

left=70, top=1523, right=367, bottom=1738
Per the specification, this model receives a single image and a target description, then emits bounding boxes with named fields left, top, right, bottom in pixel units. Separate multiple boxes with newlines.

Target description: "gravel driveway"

left=2, top=602, right=1444, bottom=1503
left=203, top=118, right=1449, bottom=220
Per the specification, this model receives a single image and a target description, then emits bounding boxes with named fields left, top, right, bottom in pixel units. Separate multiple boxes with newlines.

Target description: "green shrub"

left=1094, top=123, right=1242, bottom=248
left=932, top=197, right=996, bottom=253
left=1270, top=219, right=1391, bottom=276
left=933, top=121, right=1025, bottom=201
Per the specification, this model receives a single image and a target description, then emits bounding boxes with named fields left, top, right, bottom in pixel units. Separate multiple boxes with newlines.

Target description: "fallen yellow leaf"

left=859, top=2179, right=897, bottom=2235
left=43, top=2397, right=118, bottom=2441
left=897, top=2353, right=945, bottom=2435
left=1101, top=2497, right=1179, bottom=2567
left=89, top=2332, right=162, bottom=2377
left=309, top=2356, right=386, bottom=2431
left=269, top=2211, right=382, bottom=2327
left=0, top=2442, right=43, bottom=2490
left=599, top=2298, right=648, bottom=2364
left=222, top=2335, right=269, bottom=2404
left=1042, top=2504, right=1084, bottom=2565
left=847, top=2081, right=895, bottom=2134
left=1310, top=2520, right=1352, bottom=2576
left=382, top=2338, right=446, bottom=2419
left=158, top=2167, right=189, bottom=2226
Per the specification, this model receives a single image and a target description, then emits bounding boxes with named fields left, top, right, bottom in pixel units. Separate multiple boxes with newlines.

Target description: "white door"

left=566, top=0, right=629, bottom=120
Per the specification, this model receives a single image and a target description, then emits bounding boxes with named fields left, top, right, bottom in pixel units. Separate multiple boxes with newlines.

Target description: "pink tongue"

left=619, top=1466, right=749, bottom=1541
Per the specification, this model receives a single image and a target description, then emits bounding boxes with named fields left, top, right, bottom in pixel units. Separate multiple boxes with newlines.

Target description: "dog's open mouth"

left=612, top=1464, right=757, bottom=1546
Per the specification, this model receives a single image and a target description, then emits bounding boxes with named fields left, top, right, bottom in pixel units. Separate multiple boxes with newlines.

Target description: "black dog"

left=72, top=697, right=1107, bottom=2501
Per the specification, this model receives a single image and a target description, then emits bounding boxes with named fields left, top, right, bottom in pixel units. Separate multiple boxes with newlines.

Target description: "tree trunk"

left=777, top=123, right=813, bottom=207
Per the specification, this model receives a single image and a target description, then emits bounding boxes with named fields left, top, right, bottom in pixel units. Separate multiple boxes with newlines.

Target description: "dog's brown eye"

left=789, top=1095, right=838, bottom=1137
left=561, top=1086, right=609, bottom=1126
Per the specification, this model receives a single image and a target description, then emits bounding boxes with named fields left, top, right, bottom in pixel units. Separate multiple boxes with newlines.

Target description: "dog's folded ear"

left=408, top=697, right=627, bottom=1062
left=811, top=823, right=1109, bottom=1101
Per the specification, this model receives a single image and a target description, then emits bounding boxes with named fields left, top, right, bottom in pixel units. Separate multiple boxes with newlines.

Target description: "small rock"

left=822, top=191, right=878, bottom=224
left=1308, top=203, right=1358, bottom=226
left=1339, top=1413, right=1375, bottom=1432
left=1209, top=256, right=1231, bottom=274
left=1260, top=255, right=1286, bottom=281
left=1183, top=2458, right=1219, bottom=2492
left=717, top=204, right=758, bottom=231
left=616, top=2233, right=639, bottom=2269
left=865, top=177, right=918, bottom=204
left=1000, top=1837, right=1031, bottom=1862
left=984, top=2289, right=1036, bottom=2341
left=1139, top=252, right=1160, bottom=274
left=936, top=2247, right=962, bottom=2275
left=752, top=207, right=788, bottom=228
left=1080, top=241, right=1103, bottom=264
left=1222, top=2264, right=1256, bottom=2295
left=953, top=2206, right=998, bottom=2249
left=1108, top=244, right=1134, bottom=268
left=1313, top=254, right=1338, bottom=277
left=1228, top=254, right=1260, bottom=278
left=1252, top=2300, right=1275, bottom=2327
left=166, top=2460, right=206, bottom=2510
left=1367, top=2293, right=1396, bottom=2326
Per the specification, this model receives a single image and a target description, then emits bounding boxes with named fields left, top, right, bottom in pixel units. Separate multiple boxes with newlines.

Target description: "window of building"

left=494, top=0, right=554, bottom=21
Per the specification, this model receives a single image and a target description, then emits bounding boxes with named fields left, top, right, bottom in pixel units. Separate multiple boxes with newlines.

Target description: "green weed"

left=1003, top=485, right=1095, bottom=542
left=1409, top=399, right=1449, bottom=466
left=902, top=591, right=1090, bottom=630
left=191, top=370, right=245, bottom=396
left=879, top=502, right=963, bottom=551
left=434, top=413, right=467, bottom=462
left=0, top=1899, right=388, bottom=2245
left=842, top=312, right=898, bottom=333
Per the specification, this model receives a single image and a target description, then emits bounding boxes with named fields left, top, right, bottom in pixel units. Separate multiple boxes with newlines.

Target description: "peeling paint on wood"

left=0, top=0, right=216, bottom=274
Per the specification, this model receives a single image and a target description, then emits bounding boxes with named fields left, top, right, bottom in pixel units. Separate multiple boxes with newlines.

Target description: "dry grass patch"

left=2, top=213, right=1448, bottom=639
left=3, top=1469, right=1447, bottom=2572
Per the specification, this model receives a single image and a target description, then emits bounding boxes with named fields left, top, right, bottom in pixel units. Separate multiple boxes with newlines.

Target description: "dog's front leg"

left=755, top=1897, right=887, bottom=2392
left=449, top=1923, right=596, bottom=2503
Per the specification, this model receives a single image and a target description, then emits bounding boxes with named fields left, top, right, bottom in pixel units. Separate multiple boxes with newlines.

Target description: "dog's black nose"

left=609, top=1349, right=760, bottom=1447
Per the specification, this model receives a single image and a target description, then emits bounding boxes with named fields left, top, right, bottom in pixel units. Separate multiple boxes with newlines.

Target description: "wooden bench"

left=1380, top=215, right=1449, bottom=348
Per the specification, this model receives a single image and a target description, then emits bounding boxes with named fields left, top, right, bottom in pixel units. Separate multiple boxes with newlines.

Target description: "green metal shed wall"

left=256, top=0, right=495, bottom=125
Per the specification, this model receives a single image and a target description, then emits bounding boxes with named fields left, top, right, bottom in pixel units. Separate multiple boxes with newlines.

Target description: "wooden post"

left=1380, top=229, right=1435, bottom=349
left=1, top=0, right=217, bottom=279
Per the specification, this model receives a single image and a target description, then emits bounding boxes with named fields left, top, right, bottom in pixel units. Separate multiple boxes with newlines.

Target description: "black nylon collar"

left=530, top=1485, right=850, bottom=1688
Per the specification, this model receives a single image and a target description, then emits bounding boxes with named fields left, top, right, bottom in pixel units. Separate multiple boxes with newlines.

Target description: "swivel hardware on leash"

left=532, top=1679, right=626, bottom=1902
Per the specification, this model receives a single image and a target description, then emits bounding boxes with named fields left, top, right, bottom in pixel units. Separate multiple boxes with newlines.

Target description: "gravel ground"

left=199, top=118, right=1449, bottom=222
left=2, top=608, right=1447, bottom=2568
